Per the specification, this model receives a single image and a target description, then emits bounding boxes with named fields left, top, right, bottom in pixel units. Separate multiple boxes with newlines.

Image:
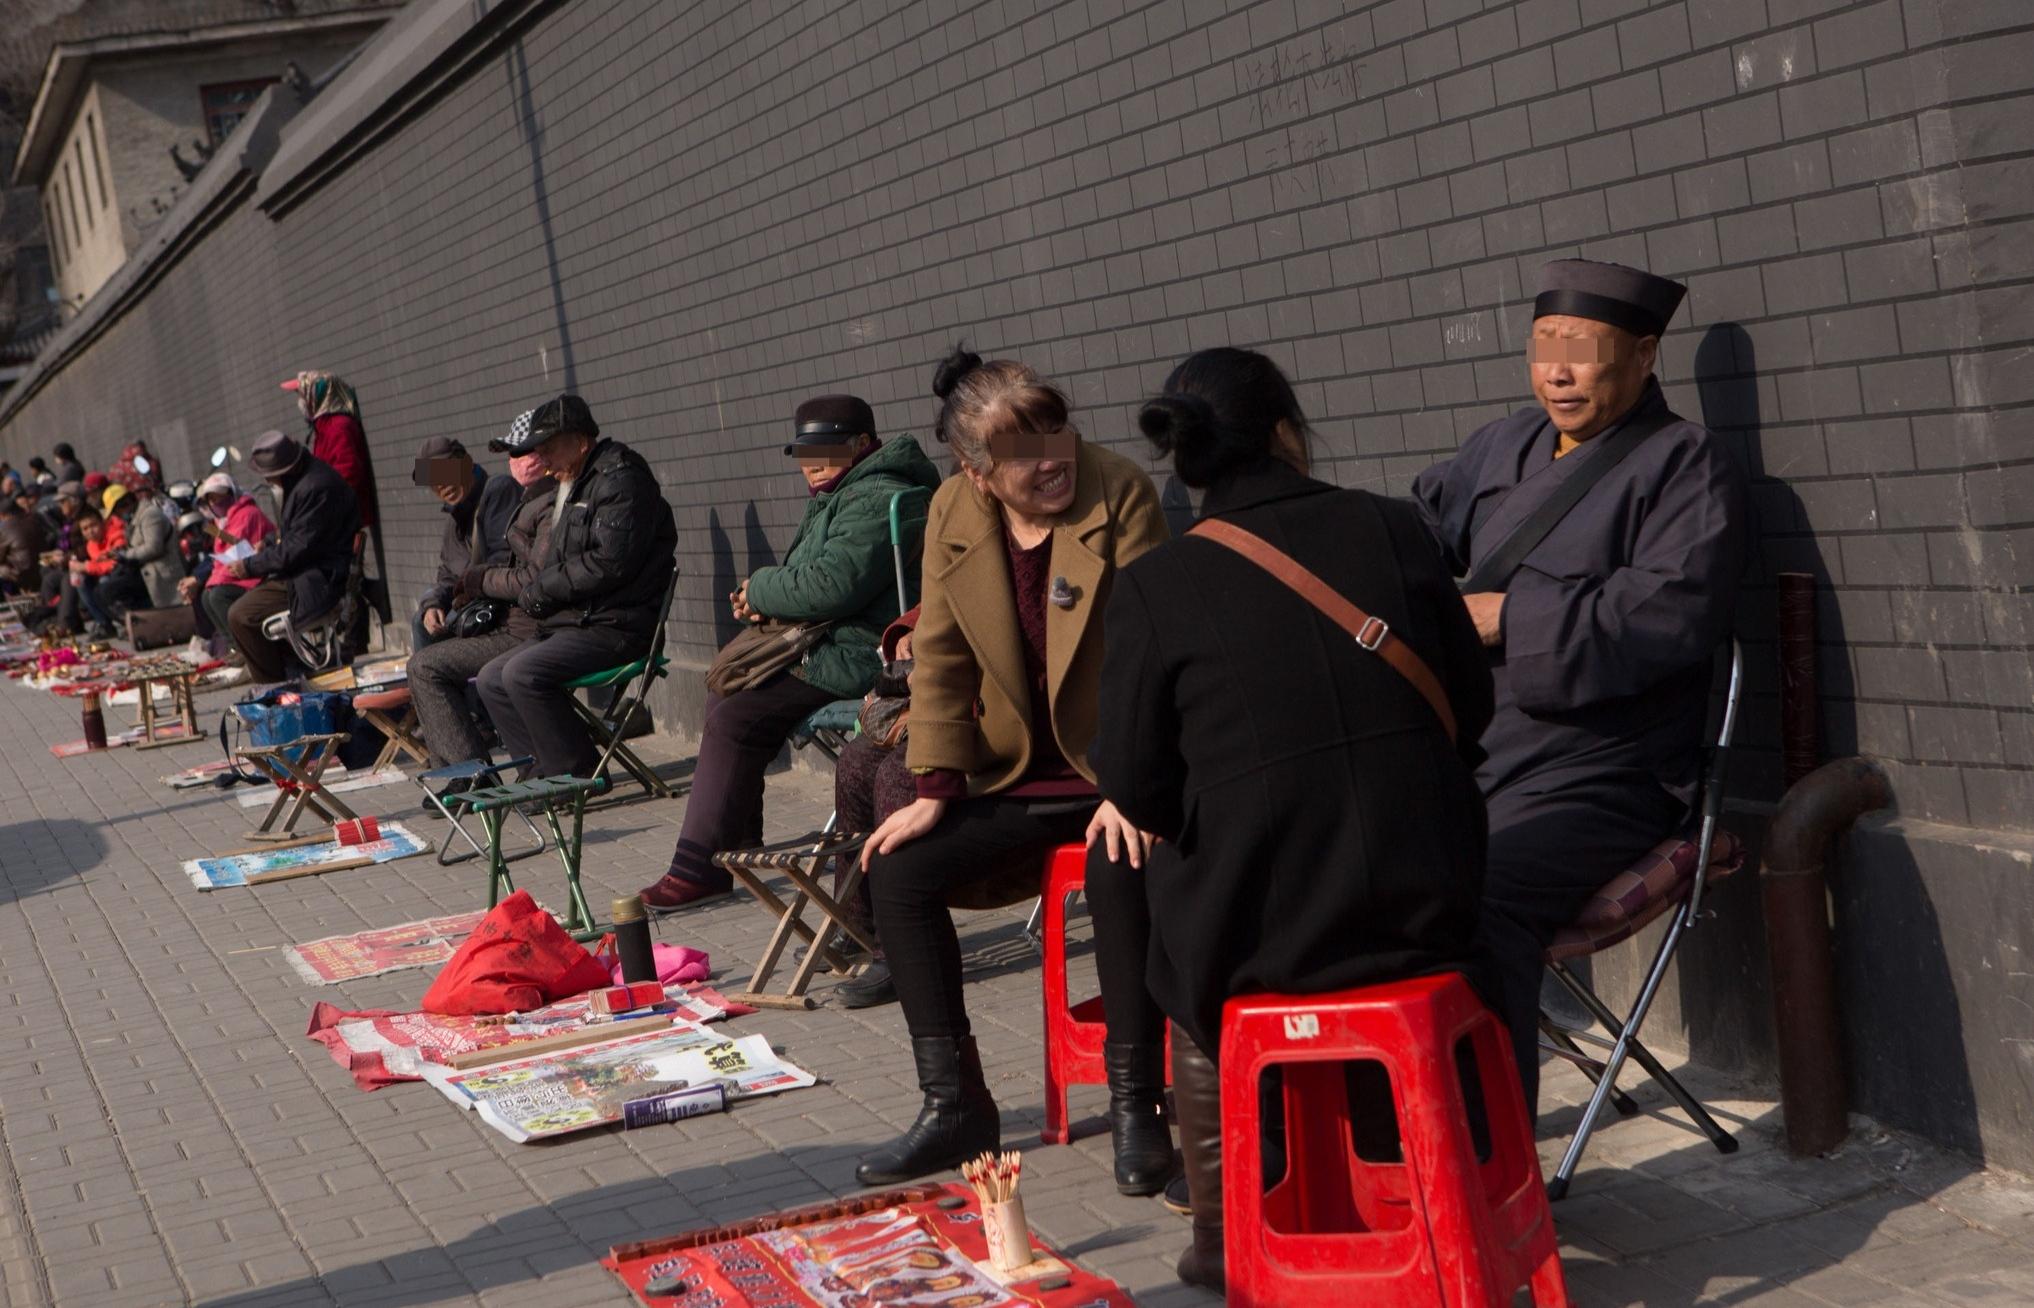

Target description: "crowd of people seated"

left=0, top=256, right=1747, bottom=1295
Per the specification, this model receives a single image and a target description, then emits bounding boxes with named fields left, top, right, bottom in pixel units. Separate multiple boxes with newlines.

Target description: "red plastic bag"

left=420, top=891, right=612, bottom=1015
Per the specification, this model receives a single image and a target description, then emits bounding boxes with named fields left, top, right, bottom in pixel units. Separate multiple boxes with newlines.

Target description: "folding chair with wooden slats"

left=1539, top=640, right=1745, bottom=1199
left=564, top=570, right=680, bottom=800
left=352, top=685, right=429, bottom=772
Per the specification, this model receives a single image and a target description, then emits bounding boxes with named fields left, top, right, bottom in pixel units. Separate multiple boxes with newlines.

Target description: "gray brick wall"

left=2, top=0, right=2030, bottom=838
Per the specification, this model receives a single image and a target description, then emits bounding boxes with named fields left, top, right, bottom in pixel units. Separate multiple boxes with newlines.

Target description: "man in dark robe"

left=1410, top=259, right=1750, bottom=1109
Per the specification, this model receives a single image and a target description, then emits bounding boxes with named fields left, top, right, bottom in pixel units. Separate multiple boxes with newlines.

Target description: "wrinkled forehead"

left=1531, top=313, right=1628, bottom=341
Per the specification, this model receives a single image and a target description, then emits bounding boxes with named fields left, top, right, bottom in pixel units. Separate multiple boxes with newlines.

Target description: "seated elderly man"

left=409, top=434, right=518, bottom=651
left=1410, top=259, right=1749, bottom=1111
left=475, top=395, right=676, bottom=780
left=406, top=439, right=555, bottom=779
left=221, top=431, right=362, bottom=684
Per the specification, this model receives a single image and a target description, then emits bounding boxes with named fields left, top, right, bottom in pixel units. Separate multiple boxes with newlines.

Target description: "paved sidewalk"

left=1, top=669, right=2032, bottom=1307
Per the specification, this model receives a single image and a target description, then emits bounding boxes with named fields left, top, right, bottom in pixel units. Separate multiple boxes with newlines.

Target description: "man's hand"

left=862, top=797, right=948, bottom=868
left=1086, top=800, right=1158, bottom=869
left=1463, top=592, right=1506, bottom=647
left=177, top=577, right=199, bottom=603
left=423, top=607, right=446, bottom=636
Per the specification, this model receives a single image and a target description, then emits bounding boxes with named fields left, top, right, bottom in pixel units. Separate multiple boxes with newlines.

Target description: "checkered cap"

left=490, top=408, right=539, bottom=453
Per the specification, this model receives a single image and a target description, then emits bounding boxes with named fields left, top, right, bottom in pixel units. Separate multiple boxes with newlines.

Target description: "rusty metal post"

left=1760, top=757, right=1890, bottom=1156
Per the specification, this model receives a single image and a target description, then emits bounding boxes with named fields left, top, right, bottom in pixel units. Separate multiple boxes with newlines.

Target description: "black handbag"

left=445, top=598, right=505, bottom=639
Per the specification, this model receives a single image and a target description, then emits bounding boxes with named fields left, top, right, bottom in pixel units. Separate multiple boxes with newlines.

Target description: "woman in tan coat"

left=855, top=347, right=1172, bottom=1189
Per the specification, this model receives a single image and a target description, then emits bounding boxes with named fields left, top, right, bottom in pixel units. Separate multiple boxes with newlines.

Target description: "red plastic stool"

left=1039, top=842, right=1169, bottom=1144
left=1220, top=974, right=1568, bottom=1308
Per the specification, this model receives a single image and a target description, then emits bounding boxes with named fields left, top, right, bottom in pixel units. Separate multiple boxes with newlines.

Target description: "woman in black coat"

left=1092, top=348, right=1495, bottom=1296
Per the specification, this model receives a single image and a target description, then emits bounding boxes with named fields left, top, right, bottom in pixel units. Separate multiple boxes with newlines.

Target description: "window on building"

left=43, top=196, right=65, bottom=274
left=200, top=80, right=276, bottom=146
left=60, top=162, right=82, bottom=249
left=73, top=139, right=93, bottom=231
left=86, top=111, right=108, bottom=210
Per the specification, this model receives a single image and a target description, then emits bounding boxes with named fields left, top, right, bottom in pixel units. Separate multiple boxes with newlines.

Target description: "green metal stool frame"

left=446, top=775, right=606, bottom=940
left=563, top=571, right=681, bottom=801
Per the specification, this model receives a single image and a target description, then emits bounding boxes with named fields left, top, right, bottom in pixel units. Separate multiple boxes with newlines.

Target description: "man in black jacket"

left=410, top=434, right=518, bottom=650
left=475, top=395, right=676, bottom=779
left=223, top=431, right=362, bottom=684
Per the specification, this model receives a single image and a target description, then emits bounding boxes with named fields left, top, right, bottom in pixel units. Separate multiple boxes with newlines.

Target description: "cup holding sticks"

left=963, top=1150, right=1030, bottom=1273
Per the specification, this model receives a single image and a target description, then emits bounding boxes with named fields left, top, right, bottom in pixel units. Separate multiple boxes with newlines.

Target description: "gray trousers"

left=407, top=628, right=526, bottom=768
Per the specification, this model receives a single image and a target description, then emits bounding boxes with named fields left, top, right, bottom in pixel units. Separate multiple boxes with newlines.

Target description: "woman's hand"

left=1086, top=799, right=1156, bottom=869
left=177, top=576, right=199, bottom=603
left=863, top=797, right=947, bottom=868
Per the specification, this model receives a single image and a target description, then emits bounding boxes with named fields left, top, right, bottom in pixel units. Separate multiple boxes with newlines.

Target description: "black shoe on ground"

left=1161, top=1171, right=1191, bottom=1215
left=835, top=961, right=896, bottom=1009
left=855, top=1035, right=1001, bottom=1187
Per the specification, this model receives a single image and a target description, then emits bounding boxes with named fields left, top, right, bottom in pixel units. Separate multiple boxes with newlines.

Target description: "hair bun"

left=931, top=344, right=984, bottom=402
left=1137, top=394, right=1215, bottom=453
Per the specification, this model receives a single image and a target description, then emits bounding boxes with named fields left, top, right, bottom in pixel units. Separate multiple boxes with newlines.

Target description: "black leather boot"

left=855, top=1035, right=1001, bottom=1186
left=1105, top=1040, right=1176, bottom=1196
left=1171, top=1028, right=1225, bottom=1294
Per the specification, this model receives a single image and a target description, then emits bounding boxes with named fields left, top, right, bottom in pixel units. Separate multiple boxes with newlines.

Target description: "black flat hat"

left=785, top=394, right=875, bottom=457
left=492, top=394, right=599, bottom=452
left=1534, top=259, right=1688, bottom=338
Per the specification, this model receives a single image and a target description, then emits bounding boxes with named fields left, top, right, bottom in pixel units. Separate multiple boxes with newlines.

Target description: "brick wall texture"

left=2, top=0, right=2031, bottom=831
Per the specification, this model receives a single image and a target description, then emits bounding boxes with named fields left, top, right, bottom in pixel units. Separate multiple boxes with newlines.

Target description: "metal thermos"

left=81, top=691, right=108, bottom=750
left=612, top=895, right=656, bottom=983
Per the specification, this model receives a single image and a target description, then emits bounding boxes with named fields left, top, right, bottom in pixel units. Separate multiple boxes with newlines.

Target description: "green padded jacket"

left=743, top=436, right=941, bottom=700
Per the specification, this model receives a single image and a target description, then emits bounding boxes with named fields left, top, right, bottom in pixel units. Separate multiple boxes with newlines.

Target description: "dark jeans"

left=225, top=580, right=293, bottom=683
left=1477, top=780, right=1686, bottom=1111
left=409, top=628, right=525, bottom=767
left=198, top=585, right=240, bottom=642
left=475, top=625, right=642, bottom=779
left=663, top=672, right=839, bottom=890
left=866, top=796, right=1164, bottom=1047
left=96, top=565, right=148, bottom=619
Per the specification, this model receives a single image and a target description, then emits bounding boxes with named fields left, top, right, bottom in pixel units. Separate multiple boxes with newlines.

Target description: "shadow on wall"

left=507, top=38, right=577, bottom=391
left=705, top=504, right=782, bottom=651
left=0, top=818, right=108, bottom=907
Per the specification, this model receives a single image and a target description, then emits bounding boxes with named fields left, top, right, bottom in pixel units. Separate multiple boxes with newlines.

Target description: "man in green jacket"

left=643, top=394, right=940, bottom=912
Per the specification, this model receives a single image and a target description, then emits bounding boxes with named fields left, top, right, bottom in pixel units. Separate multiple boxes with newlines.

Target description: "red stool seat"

left=352, top=685, right=412, bottom=712
left=1221, top=975, right=1568, bottom=1308
left=1039, top=842, right=1168, bottom=1144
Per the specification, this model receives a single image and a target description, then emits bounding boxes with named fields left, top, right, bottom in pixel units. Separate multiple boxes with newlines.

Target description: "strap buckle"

left=1355, top=615, right=1389, bottom=650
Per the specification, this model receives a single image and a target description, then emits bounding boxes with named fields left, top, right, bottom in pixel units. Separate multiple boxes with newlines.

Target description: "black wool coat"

left=243, top=456, right=361, bottom=626
left=1092, top=459, right=1495, bottom=1055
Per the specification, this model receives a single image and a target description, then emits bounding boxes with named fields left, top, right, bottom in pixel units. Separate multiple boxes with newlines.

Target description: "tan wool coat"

left=905, top=439, right=1169, bottom=795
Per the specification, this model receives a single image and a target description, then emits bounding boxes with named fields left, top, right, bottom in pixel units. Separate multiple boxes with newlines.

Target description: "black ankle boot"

left=1105, top=1040, right=1176, bottom=1196
left=855, top=1035, right=1001, bottom=1186
left=1171, top=1029, right=1225, bottom=1293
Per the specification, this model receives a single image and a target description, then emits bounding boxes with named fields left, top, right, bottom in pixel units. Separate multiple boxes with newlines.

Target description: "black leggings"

left=866, top=795, right=1163, bottom=1047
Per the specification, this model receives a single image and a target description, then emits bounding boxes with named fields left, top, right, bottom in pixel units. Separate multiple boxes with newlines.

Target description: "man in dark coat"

left=1410, top=258, right=1750, bottom=1109
left=407, top=438, right=556, bottom=773
left=223, top=431, right=362, bottom=684
left=409, top=434, right=518, bottom=650
left=475, top=395, right=677, bottom=779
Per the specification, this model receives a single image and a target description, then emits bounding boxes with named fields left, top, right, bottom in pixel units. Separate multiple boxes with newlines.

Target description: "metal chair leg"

left=1555, top=957, right=1738, bottom=1154
left=1540, top=1018, right=1640, bottom=1117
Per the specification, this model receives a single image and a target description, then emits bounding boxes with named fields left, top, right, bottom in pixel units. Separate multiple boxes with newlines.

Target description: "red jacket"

left=311, top=413, right=378, bottom=528
left=80, top=517, right=127, bottom=576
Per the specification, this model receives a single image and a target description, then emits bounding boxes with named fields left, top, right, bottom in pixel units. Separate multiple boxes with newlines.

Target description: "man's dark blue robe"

left=1411, top=378, right=1749, bottom=1104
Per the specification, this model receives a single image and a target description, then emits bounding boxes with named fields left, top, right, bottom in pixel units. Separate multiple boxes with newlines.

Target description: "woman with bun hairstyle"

left=1091, top=348, right=1495, bottom=1292
left=855, top=346, right=1173, bottom=1190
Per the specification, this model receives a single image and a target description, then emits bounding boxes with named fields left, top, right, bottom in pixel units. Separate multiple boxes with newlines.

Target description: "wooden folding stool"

left=715, top=830, right=877, bottom=1010
left=236, top=731, right=356, bottom=841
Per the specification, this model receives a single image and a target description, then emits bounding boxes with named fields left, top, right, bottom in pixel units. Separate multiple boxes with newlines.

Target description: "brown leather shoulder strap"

left=1188, top=517, right=1458, bottom=744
